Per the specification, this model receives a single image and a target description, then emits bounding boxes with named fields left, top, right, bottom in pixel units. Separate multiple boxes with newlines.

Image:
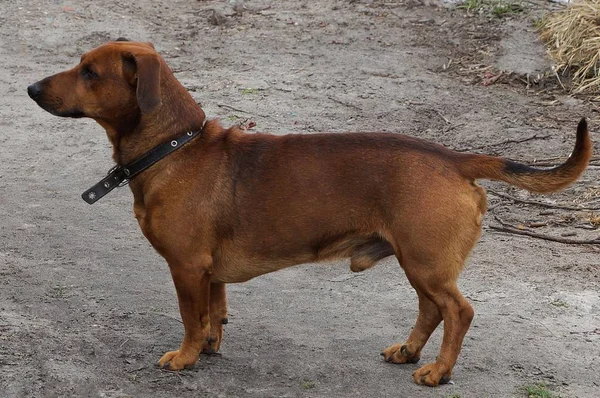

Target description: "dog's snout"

left=27, top=82, right=42, bottom=100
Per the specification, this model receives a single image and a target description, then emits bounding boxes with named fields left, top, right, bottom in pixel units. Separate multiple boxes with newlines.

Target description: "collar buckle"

left=81, top=128, right=202, bottom=204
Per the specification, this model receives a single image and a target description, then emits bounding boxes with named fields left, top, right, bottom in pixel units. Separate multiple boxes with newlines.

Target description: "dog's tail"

left=455, top=118, right=592, bottom=193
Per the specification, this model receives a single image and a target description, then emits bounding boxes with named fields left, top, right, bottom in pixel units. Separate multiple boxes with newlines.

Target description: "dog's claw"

left=206, top=336, right=217, bottom=344
left=439, top=374, right=451, bottom=384
left=221, top=317, right=228, bottom=324
left=400, top=345, right=410, bottom=357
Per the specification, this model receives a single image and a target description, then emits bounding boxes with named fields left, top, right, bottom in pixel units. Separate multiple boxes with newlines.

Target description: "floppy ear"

left=122, top=52, right=162, bottom=114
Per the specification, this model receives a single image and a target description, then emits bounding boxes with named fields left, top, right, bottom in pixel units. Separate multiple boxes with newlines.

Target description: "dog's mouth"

left=36, top=101, right=85, bottom=118
left=54, top=109, right=86, bottom=118
left=28, top=81, right=86, bottom=119
left=29, top=95, right=86, bottom=118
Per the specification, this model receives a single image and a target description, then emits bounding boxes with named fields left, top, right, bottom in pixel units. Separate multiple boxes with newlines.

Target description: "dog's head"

left=28, top=39, right=163, bottom=126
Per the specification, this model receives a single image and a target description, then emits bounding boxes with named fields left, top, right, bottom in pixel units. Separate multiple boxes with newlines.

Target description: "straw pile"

left=539, top=0, right=600, bottom=94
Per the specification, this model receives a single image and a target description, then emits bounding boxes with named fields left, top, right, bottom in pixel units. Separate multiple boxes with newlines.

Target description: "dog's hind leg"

left=382, top=187, right=482, bottom=385
left=381, top=288, right=441, bottom=365
left=408, top=273, right=474, bottom=386
left=393, top=223, right=478, bottom=385
left=202, top=282, right=228, bottom=355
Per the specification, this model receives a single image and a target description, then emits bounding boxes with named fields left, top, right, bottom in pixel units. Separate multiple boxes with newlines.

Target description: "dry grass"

left=588, top=212, right=600, bottom=227
left=539, top=0, right=600, bottom=95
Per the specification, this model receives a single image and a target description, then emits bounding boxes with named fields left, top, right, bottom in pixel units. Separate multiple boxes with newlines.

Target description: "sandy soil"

left=1, top=0, right=599, bottom=397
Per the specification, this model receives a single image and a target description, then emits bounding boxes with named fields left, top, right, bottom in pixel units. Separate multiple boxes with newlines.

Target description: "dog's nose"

left=27, top=82, right=42, bottom=100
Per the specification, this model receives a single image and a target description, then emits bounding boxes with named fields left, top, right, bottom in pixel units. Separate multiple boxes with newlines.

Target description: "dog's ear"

left=122, top=52, right=162, bottom=114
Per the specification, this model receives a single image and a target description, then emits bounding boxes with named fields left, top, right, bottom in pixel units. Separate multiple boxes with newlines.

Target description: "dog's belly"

left=209, top=234, right=395, bottom=283
left=210, top=246, right=316, bottom=283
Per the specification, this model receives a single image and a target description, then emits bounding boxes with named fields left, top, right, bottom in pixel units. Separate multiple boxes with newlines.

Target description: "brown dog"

left=28, top=40, right=592, bottom=386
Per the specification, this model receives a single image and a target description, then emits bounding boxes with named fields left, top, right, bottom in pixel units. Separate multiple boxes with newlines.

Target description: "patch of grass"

left=539, top=1, right=600, bottom=95
left=458, top=0, right=523, bottom=18
left=532, top=16, right=546, bottom=30
left=301, top=380, right=316, bottom=389
left=446, top=394, right=462, bottom=398
left=50, top=285, right=67, bottom=298
left=492, top=2, right=524, bottom=17
left=588, top=212, right=600, bottom=228
left=241, top=88, right=260, bottom=95
left=551, top=298, right=568, bottom=308
left=522, top=382, right=557, bottom=398
left=458, top=0, right=483, bottom=12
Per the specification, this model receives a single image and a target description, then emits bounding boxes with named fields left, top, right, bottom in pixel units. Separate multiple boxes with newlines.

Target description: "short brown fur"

left=28, top=41, right=592, bottom=386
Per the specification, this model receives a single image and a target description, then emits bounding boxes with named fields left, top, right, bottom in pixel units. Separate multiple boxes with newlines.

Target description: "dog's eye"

left=81, top=66, right=98, bottom=81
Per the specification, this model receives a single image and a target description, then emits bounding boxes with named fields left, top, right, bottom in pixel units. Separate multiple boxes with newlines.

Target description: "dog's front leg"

left=159, top=257, right=212, bottom=370
left=202, top=282, right=228, bottom=355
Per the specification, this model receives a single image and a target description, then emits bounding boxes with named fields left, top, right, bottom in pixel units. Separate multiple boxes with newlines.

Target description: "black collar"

left=82, top=128, right=202, bottom=204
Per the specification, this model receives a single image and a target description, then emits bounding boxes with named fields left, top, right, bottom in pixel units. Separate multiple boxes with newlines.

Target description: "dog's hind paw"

left=412, top=362, right=452, bottom=386
left=381, top=343, right=420, bottom=364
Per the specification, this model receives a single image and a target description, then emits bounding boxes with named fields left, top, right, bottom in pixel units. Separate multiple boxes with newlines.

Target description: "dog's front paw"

left=412, top=362, right=451, bottom=386
left=158, top=349, right=199, bottom=370
left=381, top=343, right=420, bottom=364
left=201, top=334, right=222, bottom=355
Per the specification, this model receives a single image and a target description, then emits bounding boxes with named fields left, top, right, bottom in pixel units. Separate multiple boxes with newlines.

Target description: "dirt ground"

left=1, top=0, right=599, bottom=397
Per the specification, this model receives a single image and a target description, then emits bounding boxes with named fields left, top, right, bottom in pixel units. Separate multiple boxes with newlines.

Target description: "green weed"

left=522, top=382, right=557, bottom=398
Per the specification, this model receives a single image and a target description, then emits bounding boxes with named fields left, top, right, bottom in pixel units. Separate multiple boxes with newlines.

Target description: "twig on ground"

left=552, top=67, right=566, bottom=91
left=435, top=109, right=450, bottom=124
left=487, top=188, right=600, bottom=211
left=489, top=215, right=600, bottom=245
left=158, top=313, right=183, bottom=324
left=482, top=71, right=504, bottom=86
left=217, top=103, right=269, bottom=118
left=456, top=134, right=550, bottom=152
left=442, top=122, right=465, bottom=135
left=520, top=155, right=600, bottom=167
left=127, top=365, right=148, bottom=373
left=487, top=202, right=504, bottom=212
left=540, top=322, right=557, bottom=338
left=328, top=95, right=362, bottom=111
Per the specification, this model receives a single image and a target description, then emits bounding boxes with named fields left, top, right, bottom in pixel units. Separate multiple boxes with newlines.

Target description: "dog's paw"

left=201, top=334, right=222, bottom=356
left=381, top=343, right=420, bottom=364
left=158, top=349, right=199, bottom=370
left=412, top=363, right=451, bottom=387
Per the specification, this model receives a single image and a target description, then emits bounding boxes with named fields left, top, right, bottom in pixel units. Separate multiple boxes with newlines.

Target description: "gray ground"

left=1, top=0, right=599, bottom=397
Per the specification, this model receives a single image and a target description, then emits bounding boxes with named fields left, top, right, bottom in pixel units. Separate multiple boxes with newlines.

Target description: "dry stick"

left=435, top=109, right=450, bottom=124
left=553, top=68, right=567, bottom=91
left=489, top=215, right=600, bottom=245
left=442, top=122, right=466, bottom=134
left=328, top=95, right=362, bottom=111
left=455, top=134, right=550, bottom=152
left=521, top=155, right=600, bottom=167
left=127, top=365, right=148, bottom=373
left=487, top=188, right=600, bottom=211
left=217, top=103, right=269, bottom=118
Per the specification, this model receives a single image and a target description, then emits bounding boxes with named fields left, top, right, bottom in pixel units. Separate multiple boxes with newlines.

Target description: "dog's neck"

left=101, top=69, right=206, bottom=166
